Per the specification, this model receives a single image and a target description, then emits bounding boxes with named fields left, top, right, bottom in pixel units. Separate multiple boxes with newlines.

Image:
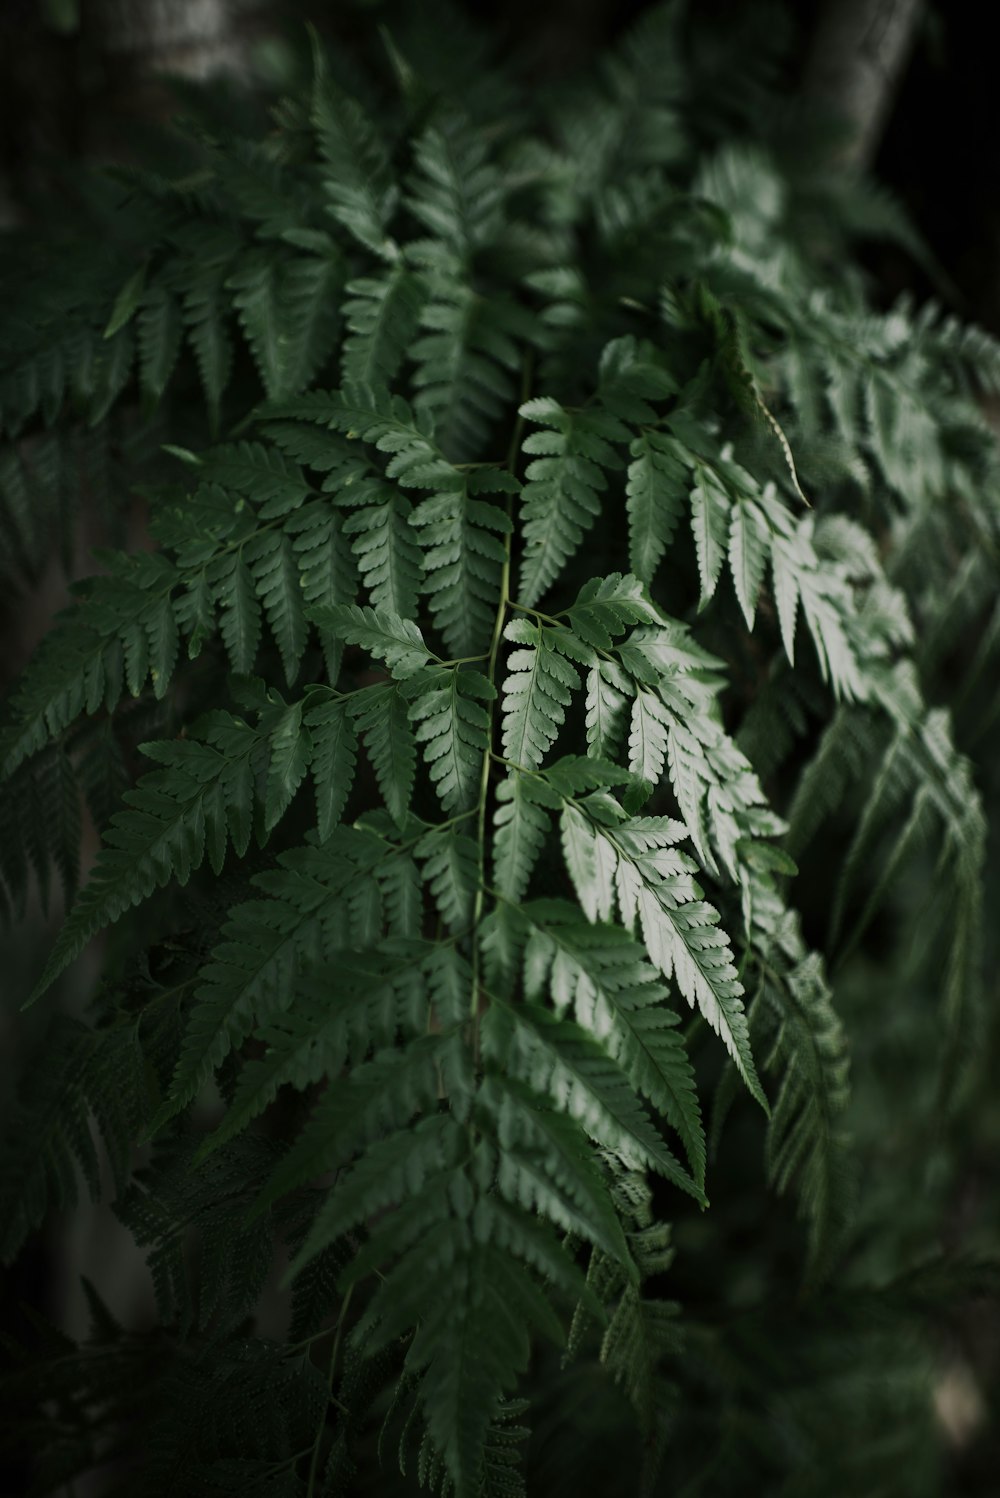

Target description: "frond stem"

left=306, top=1283, right=354, bottom=1498
left=469, top=355, right=533, bottom=1021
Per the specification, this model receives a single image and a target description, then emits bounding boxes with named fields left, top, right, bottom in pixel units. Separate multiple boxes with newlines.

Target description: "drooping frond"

left=3, top=17, right=998, bottom=1498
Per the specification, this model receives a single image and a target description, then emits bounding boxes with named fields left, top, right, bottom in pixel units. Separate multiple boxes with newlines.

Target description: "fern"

left=500, top=619, right=581, bottom=770
left=2, top=11, right=999, bottom=1498
left=516, top=397, right=626, bottom=606
left=342, top=267, right=427, bottom=387
left=406, top=666, right=494, bottom=813
left=413, top=469, right=514, bottom=657
left=311, top=55, right=400, bottom=258
left=626, top=429, right=688, bottom=585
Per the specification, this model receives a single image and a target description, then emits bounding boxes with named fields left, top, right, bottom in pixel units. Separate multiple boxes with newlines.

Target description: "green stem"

left=469, top=356, right=533, bottom=1020
left=506, top=598, right=620, bottom=665
left=306, top=1283, right=354, bottom=1498
left=470, top=527, right=511, bottom=1019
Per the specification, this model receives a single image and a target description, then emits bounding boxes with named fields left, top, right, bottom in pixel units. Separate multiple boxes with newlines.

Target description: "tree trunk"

left=803, top=0, right=924, bottom=171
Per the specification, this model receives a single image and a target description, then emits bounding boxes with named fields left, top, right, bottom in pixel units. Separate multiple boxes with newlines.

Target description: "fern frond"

left=137, top=286, right=182, bottom=405
left=211, top=550, right=264, bottom=675
left=410, top=286, right=524, bottom=461
left=351, top=683, right=417, bottom=826
left=115, top=1138, right=278, bottom=1334
left=493, top=771, right=551, bottom=903
left=286, top=499, right=358, bottom=680
left=405, top=666, right=494, bottom=814
left=413, top=471, right=514, bottom=658
left=154, top=831, right=399, bottom=1123
left=266, top=384, right=456, bottom=491
left=248, top=531, right=309, bottom=684
left=1, top=553, right=180, bottom=776
left=418, top=825, right=479, bottom=933
left=754, top=954, right=852, bottom=1279
left=0, top=745, right=81, bottom=920
left=200, top=964, right=451, bottom=1160
left=312, top=68, right=399, bottom=258
left=3, top=22, right=998, bottom=1496
left=728, top=495, right=770, bottom=630
left=228, top=249, right=341, bottom=401
left=626, top=429, right=688, bottom=584
left=521, top=901, right=706, bottom=1187
left=314, top=602, right=433, bottom=680
left=484, top=1074, right=635, bottom=1272
left=342, top=267, right=426, bottom=387
left=543, top=783, right=765, bottom=1107
left=32, top=720, right=261, bottom=998
left=253, top=1022, right=466, bottom=1211
left=340, top=478, right=424, bottom=618
left=517, top=398, right=627, bottom=607
left=408, top=118, right=505, bottom=260
left=690, top=465, right=731, bottom=609
left=182, top=267, right=235, bottom=430
left=487, top=1000, right=703, bottom=1202
left=500, top=618, right=581, bottom=770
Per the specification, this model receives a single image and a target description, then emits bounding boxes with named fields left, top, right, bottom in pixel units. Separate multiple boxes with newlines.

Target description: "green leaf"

left=770, top=527, right=801, bottom=662
left=31, top=728, right=257, bottom=1000
left=494, top=772, right=551, bottom=904
left=500, top=620, right=581, bottom=771
left=352, top=685, right=417, bottom=826
left=287, top=501, right=358, bottom=680
left=518, top=402, right=626, bottom=606
left=154, top=835, right=383, bottom=1123
left=303, top=694, right=358, bottom=839
left=418, top=825, right=479, bottom=932
left=555, top=800, right=765, bottom=1109
left=413, top=475, right=512, bottom=658
left=312, top=66, right=399, bottom=257
left=264, top=700, right=311, bottom=832
left=407, top=667, right=493, bottom=813
left=728, top=496, right=770, bottom=630
left=341, top=480, right=423, bottom=618
left=313, top=602, right=432, bottom=680
left=754, top=955, right=852, bottom=1280
left=183, top=272, right=234, bottom=429
left=342, top=266, right=425, bottom=386
left=560, top=802, right=615, bottom=924
left=0, top=555, right=180, bottom=776
left=584, top=659, right=630, bottom=761
left=522, top=905, right=705, bottom=1186
left=267, top=385, right=456, bottom=490
left=690, top=466, right=730, bottom=609
left=410, top=1241, right=533, bottom=1498
left=494, top=1002, right=704, bottom=1203
left=486, top=1073, right=637, bottom=1274
left=248, top=531, right=308, bottom=684
left=228, top=250, right=341, bottom=400
left=628, top=690, right=669, bottom=786
left=213, top=551, right=263, bottom=675
left=411, top=287, right=522, bottom=462
left=200, top=970, right=446, bottom=1161
left=632, top=881, right=764, bottom=1109
left=103, top=264, right=148, bottom=339
left=626, top=430, right=687, bottom=583
left=137, top=287, right=182, bottom=404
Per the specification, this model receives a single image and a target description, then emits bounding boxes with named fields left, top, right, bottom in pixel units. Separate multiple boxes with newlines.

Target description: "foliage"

left=1, top=4, right=999, bottom=1495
